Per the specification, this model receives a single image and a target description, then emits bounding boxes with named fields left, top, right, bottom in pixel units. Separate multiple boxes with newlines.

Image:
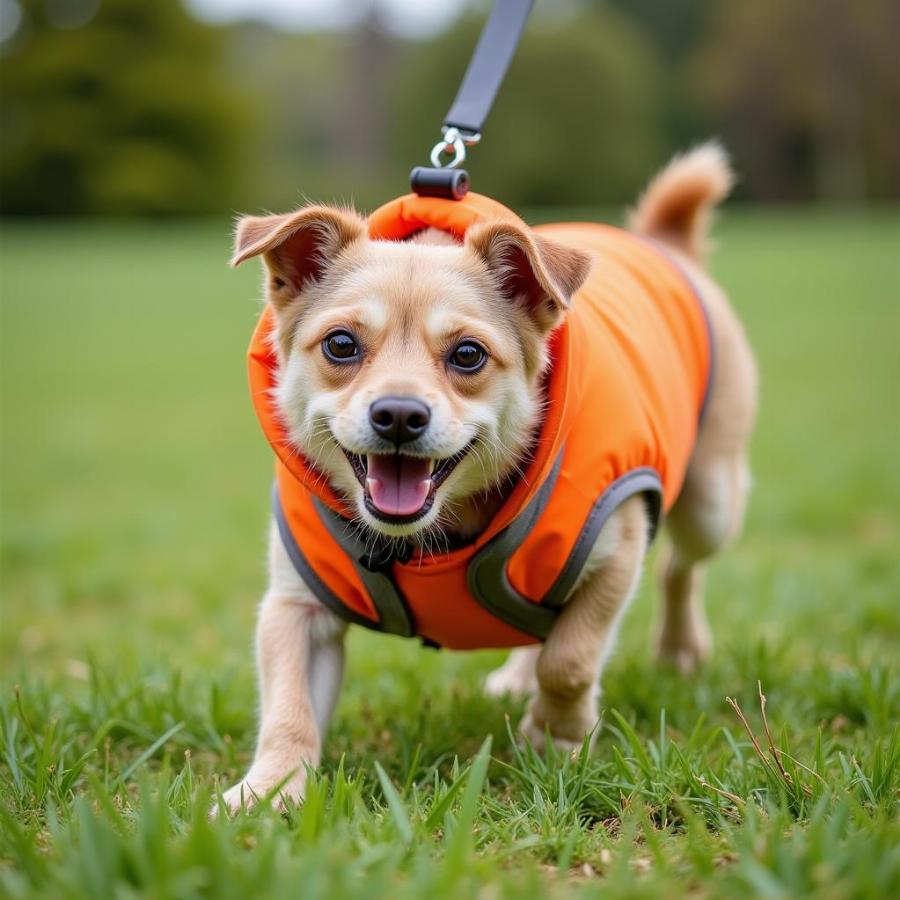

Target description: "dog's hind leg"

left=657, top=455, right=750, bottom=672
left=629, top=143, right=757, bottom=672
left=656, top=276, right=757, bottom=672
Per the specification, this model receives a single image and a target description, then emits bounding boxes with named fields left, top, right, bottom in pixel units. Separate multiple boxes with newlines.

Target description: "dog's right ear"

left=465, top=220, right=592, bottom=333
left=230, top=206, right=367, bottom=303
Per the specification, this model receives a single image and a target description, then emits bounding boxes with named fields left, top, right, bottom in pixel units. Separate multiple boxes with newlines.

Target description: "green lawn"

left=1, top=209, right=899, bottom=898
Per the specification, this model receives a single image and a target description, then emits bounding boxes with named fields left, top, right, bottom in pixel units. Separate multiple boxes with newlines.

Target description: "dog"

left=218, top=143, right=757, bottom=812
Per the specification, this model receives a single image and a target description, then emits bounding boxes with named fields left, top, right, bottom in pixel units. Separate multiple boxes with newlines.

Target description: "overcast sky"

left=185, top=0, right=471, bottom=37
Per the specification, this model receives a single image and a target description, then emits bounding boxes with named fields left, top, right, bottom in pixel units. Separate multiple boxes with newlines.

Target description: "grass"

left=1, top=207, right=899, bottom=898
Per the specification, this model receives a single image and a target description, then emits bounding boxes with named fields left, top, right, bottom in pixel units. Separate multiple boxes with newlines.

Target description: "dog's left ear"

left=465, top=221, right=592, bottom=331
left=230, top=205, right=367, bottom=303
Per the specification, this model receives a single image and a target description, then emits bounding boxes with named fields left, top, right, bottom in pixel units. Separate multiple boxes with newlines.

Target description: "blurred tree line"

left=0, top=0, right=246, bottom=214
left=1, top=0, right=897, bottom=215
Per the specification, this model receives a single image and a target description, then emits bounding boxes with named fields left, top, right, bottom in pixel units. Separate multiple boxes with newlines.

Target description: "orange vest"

left=248, top=193, right=712, bottom=650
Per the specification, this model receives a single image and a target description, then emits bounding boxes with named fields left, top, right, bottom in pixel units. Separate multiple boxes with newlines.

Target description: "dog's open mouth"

left=342, top=447, right=470, bottom=523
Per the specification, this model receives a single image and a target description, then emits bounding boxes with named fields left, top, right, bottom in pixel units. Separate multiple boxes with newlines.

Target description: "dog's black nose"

left=369, top=396, right=431, bottom=446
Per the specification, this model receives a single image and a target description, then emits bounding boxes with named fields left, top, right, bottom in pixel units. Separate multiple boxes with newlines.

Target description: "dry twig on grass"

left=726, top=684, right=815, bottom=799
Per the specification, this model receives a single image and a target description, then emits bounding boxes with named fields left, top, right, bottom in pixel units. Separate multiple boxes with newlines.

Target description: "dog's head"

left=233, top=206, right=591, bottom=540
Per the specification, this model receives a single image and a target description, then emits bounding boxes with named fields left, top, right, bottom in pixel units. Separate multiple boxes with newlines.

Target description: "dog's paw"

left=656, top=622, right=713, bottom=674
left=210, top=769, right=306, bottom=819
left=484, top=648, right=539, bottom=699
left=485, top=666, right=536, bottom=699
left=517, top=706, right=597, bottom=757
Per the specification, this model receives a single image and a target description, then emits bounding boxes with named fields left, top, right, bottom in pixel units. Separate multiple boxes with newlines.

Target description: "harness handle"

left=410, top=0, right=535, bottom=200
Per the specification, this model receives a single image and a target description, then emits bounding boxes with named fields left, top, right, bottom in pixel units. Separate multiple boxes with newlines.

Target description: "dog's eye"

left=449, top=341, right=487, bottom=372
left=322, top=330, right=360, bottom=363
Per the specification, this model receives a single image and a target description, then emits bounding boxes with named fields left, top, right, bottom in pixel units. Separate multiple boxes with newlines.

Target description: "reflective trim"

left=272, top=487, right=378, bottom=630
left=466, top=454, right=564, bottom=639
left=467, top=459, right=662, bottom=638
left=311, top=498, right=415, bottom=638
left=542, top=468, right=662, bottom=609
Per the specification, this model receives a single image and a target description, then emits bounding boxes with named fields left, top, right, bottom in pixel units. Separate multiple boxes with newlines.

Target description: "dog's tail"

left=628, top=141, right=734, bottom=263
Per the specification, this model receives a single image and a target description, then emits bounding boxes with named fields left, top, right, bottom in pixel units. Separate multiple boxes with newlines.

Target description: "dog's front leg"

left=519, top=495, right=648, bottom=752
left=217, top=525, right=347, bottom=815
left=218, top=593, right=323, bottom=813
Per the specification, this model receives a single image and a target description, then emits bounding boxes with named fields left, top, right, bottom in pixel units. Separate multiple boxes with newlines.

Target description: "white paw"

left=517, top=708, right=596, bottom=756
left=211, top=768, right=307, bottom=818
left=484, top=648, right=539, bottom=699
left=485, top=668, right=534, bottom=699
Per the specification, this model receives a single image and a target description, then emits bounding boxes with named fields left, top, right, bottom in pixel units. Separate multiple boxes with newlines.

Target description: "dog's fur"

left=218, top=144, right=757, bottom=812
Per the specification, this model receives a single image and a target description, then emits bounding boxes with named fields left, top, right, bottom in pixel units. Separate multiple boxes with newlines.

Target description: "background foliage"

left=2, top=0, right=899, bottom=214
left=0, top=0, right=246, bottom=214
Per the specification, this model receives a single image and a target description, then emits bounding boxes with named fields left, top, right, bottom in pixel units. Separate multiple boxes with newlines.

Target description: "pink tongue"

left=366, top=454, right=432, bottom=516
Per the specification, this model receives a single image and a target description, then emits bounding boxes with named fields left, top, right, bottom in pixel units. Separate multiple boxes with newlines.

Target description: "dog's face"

left=233, top=206, right=590, bottom=539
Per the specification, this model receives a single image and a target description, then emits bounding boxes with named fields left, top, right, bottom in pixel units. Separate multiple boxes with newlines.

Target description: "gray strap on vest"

left=467, top=460, right=663, bottom=637
left=466, top=454, right=564, bottom=639
left=311, top=498, right=415, bottom=638
left=542, top=467, right=662, bottom=609
left=272, top=488, right=376, bottom=629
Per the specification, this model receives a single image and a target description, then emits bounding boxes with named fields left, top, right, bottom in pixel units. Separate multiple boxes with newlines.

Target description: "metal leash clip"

left=429, top=126, right=482, bottom=169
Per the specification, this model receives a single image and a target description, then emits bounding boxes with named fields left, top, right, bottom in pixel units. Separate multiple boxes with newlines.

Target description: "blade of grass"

left=117, top=722, right=185, bottom=785
left=374, top=761, right=413, bottom=845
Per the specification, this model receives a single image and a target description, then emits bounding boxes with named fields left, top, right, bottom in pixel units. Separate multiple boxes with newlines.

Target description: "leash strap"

left=411, top=0, right=534, bottom=199
left=443, top=0, right=535, bottom=137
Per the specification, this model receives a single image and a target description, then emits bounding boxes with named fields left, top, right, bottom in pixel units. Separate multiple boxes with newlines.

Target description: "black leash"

left=410, top=0, right=535, bottom=201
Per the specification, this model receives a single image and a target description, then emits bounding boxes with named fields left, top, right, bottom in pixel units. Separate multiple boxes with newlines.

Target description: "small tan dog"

left=219, top=144, right=756, bottom=812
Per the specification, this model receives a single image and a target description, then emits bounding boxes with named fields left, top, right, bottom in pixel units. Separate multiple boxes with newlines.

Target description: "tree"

left=690, top=0, right=900, bottom=202
left=0, top=0, right=248, bottom=214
